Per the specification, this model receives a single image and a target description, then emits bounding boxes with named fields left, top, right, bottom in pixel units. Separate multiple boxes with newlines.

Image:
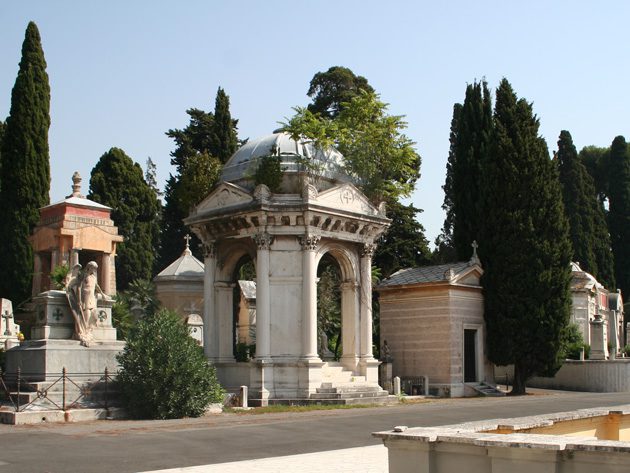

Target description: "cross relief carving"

left=2, top=310, right=13, bottom=336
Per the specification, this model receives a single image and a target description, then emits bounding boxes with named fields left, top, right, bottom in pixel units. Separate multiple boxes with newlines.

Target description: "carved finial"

left=469, top=240, right=480, bottom=265
left=68, top=171, right=85, bottom=198
left=183, top=234, right=192, bottom=255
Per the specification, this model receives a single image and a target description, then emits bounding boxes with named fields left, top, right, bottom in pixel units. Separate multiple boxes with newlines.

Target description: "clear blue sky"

left=2, top=1, right=629, bottom=248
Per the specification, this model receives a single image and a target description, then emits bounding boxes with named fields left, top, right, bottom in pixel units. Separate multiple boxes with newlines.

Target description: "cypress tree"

left=557, top=131, right=615, bottom=288
left=88, top=148, right=161, bottom=291
left=158, top=108, right=215, bottom=270
left=210, top=87, right=238, bottom=164
left=374, top=201, right=431, bottom=278
left=608, top=136, right=630, bottom=300
left=479, top=79, right=572, bottom=395
left=441, top=81, right=493, bottom=261
left=0, top=22, right=51, bottom=304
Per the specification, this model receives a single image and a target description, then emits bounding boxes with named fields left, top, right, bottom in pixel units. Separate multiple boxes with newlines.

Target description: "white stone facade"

left=185, top=133, right=389, bottom=404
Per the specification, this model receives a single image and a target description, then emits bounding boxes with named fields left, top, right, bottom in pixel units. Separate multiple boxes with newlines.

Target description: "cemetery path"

left=0, top=390, right=629, bottom=473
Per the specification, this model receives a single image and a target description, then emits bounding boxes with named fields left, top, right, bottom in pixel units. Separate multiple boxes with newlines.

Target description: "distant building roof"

left=570, top=262, right=605, bottom=292
left=155, top=238, right=204, bottom=281
left=378, top=261, right=480, bottom=288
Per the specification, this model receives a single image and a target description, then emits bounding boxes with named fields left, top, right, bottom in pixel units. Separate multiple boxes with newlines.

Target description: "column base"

left=359, top=358, right=381, bottom=384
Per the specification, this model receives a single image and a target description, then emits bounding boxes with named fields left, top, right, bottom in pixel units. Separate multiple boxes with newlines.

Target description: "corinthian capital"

left=253, top=232, right=274, bottom=250
left=201, top=242, right=216, bottom=259
left=361, top=243, right=376, bottom=258
left=299, top=234, right=320, bottom=251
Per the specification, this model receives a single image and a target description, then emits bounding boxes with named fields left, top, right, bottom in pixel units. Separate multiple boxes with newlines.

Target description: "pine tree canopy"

left=608, top=136, right=630, bottom=300
left=307, top=66, right=375, bottom=119
left=557, top=130, right=615, bottom=289
left=0, top=21, right=51, bottom=305
left=88, top=147, right=161, bottom=291
left=479, top=79, right=572, bottom=394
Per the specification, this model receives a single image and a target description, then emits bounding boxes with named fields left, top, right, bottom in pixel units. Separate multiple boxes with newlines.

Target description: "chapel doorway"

left=464, top=328, right=477, bottom=382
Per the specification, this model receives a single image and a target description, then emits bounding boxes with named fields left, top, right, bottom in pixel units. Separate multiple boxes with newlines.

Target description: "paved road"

left=1, top=390, right=630, bottom=473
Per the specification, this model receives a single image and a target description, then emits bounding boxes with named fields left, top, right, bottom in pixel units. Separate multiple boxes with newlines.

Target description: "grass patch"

left=225, top=403, right=377, bottom=414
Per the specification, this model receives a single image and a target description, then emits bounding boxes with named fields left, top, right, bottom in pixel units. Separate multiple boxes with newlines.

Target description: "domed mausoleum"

left=185, top=132, right=390, bottom=404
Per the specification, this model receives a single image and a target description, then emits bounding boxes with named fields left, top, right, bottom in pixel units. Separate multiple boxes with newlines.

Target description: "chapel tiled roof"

left=378, top=261, right=474, bottom=288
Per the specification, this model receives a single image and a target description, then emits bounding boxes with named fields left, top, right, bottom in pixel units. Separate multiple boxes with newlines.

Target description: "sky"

left=2, top=1, right=630, bottom=248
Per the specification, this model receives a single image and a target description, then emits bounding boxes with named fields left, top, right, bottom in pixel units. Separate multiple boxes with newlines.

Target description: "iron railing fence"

left=0, top=368, right=116, bottom=412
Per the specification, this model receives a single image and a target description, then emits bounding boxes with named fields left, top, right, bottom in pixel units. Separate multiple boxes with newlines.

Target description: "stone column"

left=215, top=282, right=235, bottom=362
left=32, top=253, right=42, bottom=296
left=590, top=314, right=609, bottom=360
left=340, top=280, right=359, bottom=369
left=71, top=248, right=80, bottom=266
left=300, top=234, right=320, bottom=360
left=254, top=232, right=273, bottom=361
left=50, top=248, right=59, bottom=273
left=203, top=242, right=218, bottom=360
left=360, top=243, right=376, bottom=360
left=101, top=253, right=111, bottom=296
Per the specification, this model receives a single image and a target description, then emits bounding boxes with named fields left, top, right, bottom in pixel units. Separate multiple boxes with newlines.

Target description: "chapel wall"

left=446, top=286, right=485, bottom=385
left=379, top=286, right=453, bottom=384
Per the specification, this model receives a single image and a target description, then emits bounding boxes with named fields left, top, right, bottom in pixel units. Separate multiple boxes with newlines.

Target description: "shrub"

left=563, top=323, right=589, bottom=360
left=254, top=153, right=283, bottom=192
left=623, top=345, right=630, bottom=357
left=116, top=308, right=225, bottom=419
left=50, top=264, right=69, bottom=289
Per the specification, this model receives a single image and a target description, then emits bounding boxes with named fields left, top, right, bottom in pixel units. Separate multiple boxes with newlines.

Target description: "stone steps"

left=470, top=383, right=506, bottom=397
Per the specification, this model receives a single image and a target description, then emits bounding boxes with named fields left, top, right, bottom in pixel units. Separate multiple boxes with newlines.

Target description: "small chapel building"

left=29, top=172, right=123, bottom=297
left=184, top=132, right=390, bottom=404
left=377, top=251, right=492, bottom=397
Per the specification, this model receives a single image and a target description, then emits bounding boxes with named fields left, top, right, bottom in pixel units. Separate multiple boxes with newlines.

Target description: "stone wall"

left=528, top=360, right=630, bottom=392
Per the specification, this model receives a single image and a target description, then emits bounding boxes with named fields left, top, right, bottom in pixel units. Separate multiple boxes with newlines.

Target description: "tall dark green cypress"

left=441, top=81, right=493, bottom=261
left=0, top=22, right=51, bottom=305
left=608, top=136, right=630, bottom=300
left=88, top=148, right=161, bottom=291
left=557, top=130, right=615, bottom=288
left=479, top=79, right=572, bottom=395
left=211, top=87, right=238, bottom=164
left=158, top=88, right=239, bottom=270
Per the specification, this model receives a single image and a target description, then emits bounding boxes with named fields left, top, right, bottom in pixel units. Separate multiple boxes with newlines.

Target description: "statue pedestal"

left=5, top=339, right=125, bottom=382
left=29, top=290, right=117, bottom=342
left=6, top=290, right=124, bottom=382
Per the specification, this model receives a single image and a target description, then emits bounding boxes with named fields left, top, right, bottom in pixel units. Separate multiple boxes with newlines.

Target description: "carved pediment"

left=315, top=184, right=380, bottom=217
left=453, top=266, right=483, bottom=286
left=193, top=182, right=253, bottom=215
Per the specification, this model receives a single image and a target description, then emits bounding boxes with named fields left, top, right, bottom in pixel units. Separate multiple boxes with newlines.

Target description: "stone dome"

left=220, top=132, right=352, bottom=190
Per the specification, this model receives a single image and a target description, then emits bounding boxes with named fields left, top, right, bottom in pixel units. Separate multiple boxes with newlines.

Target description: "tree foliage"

left=374, top=201, right=431, bottom=278
left=0, top=22, right=51, bottom=304
left=88, top=148, right=161, bottom=291
left=557, top=130, right=615, bottom=288
left=284, top=91, right=420, bottom=202
left=307, top=66, right=374, bottom=119
left=608, top=136, right=630, bottom=300
left=579, top=145, right=610, bottom=205
left=159, top=88, right=239, bottom=270
left=440, top=81, right=493, bottom=261
left=210, top=87, right=239, bottom=164
left=117, top=308, right=225, bottom=419
left=479, top=79, right=572, bottom=395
